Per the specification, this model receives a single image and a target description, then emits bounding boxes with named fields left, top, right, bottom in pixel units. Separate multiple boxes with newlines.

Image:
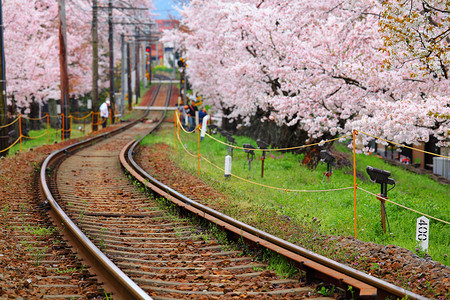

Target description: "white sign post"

left=224, top=155, right=232, bottom=178
left=195, top=111, right=199, bottom=128
left=416, top=216, right=429, bottom=253
left=201, top=115, right=210, bottom=141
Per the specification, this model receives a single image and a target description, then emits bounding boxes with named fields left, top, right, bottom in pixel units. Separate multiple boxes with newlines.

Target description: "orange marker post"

left=19, top=114, right=22, bottom=152
left=46, top=114, right=50, bottom=145
left=61, top=113, right=65, bottom=141
left=377, top=194, right=387, bottom=234
left=197, top=124, right=201, bottom=175
left=70, top=115, right=73, bottom=138
left=174, top=111, right=178, bottom=152
left=352, top=129, right=358, bottom=238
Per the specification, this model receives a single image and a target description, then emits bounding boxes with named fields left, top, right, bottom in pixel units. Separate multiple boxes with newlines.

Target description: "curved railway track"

left=38, top=82, right=429, bottom=299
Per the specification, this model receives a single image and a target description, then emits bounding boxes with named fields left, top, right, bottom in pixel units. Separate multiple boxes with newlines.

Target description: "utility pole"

left=92, top=0, right=99, bottom=131
left=58, top=0, right=70, bottom=139
left=120, top=34, right=126, bottom=117
left=100, top=6, right=150, bottom=115
left=108, top=0, right=115, bottom=123
left=127, top=41, right=132, bottom=111
left=148, top=43, right=152, bottom=86
left=172, top=43, right=176, bottom=80
left=0, top=1, right=8, bottom=156
left=135, top=28, right=140, bottom=102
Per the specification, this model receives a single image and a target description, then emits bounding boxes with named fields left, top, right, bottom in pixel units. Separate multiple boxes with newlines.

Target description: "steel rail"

left=40, top=123, right=151, bottom=300
left=121, top=129, right=429, bottom=299
left=39, top=80, right=170, bottom=300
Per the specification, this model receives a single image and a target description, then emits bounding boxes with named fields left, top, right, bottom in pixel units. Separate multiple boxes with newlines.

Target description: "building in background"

left=151, top=19, right=179, bottom=68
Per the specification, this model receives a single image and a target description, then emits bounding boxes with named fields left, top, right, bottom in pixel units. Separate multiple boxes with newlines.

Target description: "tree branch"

left=326, top=1, right=344, bottom=14
left=422, top=0, right=450, bottom=14
left=430, top=27, right=450, bottom=43
left=403, top=78, right=427, bottom=83
left=439, top=59, right=448, bottom=79
left=332, top=75, right=367, bottom=90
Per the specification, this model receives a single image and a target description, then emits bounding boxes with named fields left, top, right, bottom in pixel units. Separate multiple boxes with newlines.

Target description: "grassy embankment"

left=141, top=121, right=449, bottom=266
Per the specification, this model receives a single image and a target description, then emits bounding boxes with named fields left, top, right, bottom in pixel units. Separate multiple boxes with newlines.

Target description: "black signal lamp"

left=320, top=150, right=335, bottom=179
left=257, top=139, right=269, bottom=178
left=208, top=124, right=218, bottom=135
left=257, top=139, right=269, bottom=158
left=366, top=166, right=395, bottom=197
left=226, top=135, right=236, bottom=145
left=243, top=143, right=256, bottom=171
left=220, top=130, right=231, bottom=137
left=243, top=143, right=256, bottom=155
left=226, top=135, right=236, bottom=157
left=177, top=59, right=185, bottom=68
left=320, top=150, right=335, bottom=164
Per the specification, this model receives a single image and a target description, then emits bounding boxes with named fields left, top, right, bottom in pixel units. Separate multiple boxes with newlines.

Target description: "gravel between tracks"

left=135, top=142, right=449, bottom=299
left=0, top=127, right=117, bottom=299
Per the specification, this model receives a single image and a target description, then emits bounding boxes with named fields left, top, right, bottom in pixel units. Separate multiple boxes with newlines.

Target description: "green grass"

left=153, top=65, right=175, bottom=78
left=153, top=65, right=174, bottom=73
left=6, top=86, right=154, bottom=155
left=142, top=126, right=449, bottom=266
left=7, top=122, right=93, bottom=155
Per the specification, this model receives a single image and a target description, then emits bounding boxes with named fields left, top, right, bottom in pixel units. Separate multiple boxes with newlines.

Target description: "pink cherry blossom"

left=164, top=0, right=449, bottom=147
left=3, top=0, right=154, bottom=109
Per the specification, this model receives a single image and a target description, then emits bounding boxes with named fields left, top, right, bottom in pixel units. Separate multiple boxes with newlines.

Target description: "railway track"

left=38, top=82, right=429, bottom=299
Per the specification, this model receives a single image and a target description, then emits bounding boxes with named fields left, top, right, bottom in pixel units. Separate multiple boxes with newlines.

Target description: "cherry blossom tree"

left=3, top=0, right=154, bottom=111
left=354, top=0, right=450, bottom=147
left=376, top=0, right=450, bottom=122
left=165, top=0, right=449, bottom=160
left=379, top=0, right=449, bottom=80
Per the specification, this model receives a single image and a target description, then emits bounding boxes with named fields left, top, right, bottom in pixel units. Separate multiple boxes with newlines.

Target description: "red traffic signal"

left=145, top=46, right=151, bottom=53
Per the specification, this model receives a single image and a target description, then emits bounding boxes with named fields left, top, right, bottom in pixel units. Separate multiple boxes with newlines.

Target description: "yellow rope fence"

left=176, top=116, right=352, bottom=151
left=0, top=117, right=19, bottom=128
left=176, top=125, right=355, bottom=193
left=357, top=130, right=450, bottom=160
left=22, top=115, right=48, bottom=121
left=0, top=111, right=114, bottom=153
left=174, top=117, right=450, bottom=239
left=70, top=111, right=93, bottom=121
left=357, top=187, right=449, bottom=225
left=0, top=137, right=20, bottom=153
left=22, top=132, right=48, bottom=140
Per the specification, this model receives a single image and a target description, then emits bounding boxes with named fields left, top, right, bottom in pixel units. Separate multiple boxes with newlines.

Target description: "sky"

left=152, top=0, right=181, bottom=19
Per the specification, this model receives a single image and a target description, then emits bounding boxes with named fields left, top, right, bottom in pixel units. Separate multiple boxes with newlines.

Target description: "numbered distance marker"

left=416, top=216, right=429, bottom=252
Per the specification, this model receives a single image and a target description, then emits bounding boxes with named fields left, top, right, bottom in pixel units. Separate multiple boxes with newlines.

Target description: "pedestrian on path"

left=199, top=107, right=208, bottom=124
left=100, top=99, right=110, bottom=128
left=184, top=103, right=197, bottom=131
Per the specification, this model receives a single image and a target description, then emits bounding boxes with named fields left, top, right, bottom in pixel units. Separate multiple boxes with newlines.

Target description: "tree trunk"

left=0, top=1, right=7, bottom=156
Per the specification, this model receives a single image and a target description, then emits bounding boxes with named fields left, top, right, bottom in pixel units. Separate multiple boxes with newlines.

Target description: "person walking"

left=99, top=99, right=110, bottom=128
left=184, top=103, right=197, bottom=131
left=199, top=107, right=208, bottom=124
